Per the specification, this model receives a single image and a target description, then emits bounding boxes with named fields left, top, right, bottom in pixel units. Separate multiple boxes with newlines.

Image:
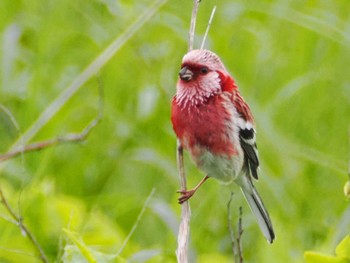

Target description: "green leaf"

left=336, top=236, right=350, bottom=259
left=304, top=251, right=348, bottom=263
left=63, top=229, right=125, bottom=263
left=197, top=253, right=232, bottom=263
left=63, top=229, right=97, bottom=263
left=62, top=244, right=126, bottom=263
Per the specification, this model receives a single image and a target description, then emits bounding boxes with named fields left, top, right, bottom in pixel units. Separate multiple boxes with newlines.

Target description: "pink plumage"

left=171, top=49, right=275, bottom=243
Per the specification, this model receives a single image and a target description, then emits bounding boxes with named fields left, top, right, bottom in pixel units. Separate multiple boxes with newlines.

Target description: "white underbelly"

left=196, top=149, right=244, bottom=183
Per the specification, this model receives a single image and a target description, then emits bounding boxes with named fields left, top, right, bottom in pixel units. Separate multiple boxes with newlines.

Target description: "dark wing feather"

left=239, top=127, right=259, bottom=179
left=230, top=90, right=259, bottom=179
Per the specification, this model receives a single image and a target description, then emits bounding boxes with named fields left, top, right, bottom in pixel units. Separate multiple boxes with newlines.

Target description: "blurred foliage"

left=305, top=235, right=350, bottom=263
left=0, top=0, right=350, bottom=262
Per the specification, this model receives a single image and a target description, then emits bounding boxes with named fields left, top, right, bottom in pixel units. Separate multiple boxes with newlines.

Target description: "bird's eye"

left=200, top=67, right=209, bottom=74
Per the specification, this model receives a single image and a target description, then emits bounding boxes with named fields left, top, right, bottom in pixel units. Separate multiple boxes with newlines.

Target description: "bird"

left=171, top=49, right=275, bottom=243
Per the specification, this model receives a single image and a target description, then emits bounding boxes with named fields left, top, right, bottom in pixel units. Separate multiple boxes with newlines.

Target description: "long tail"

left=239, top=176, right=275, bottom=243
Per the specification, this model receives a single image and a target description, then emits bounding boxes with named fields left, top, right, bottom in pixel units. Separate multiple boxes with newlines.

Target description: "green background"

left=0, top=0, right=349, bottom=262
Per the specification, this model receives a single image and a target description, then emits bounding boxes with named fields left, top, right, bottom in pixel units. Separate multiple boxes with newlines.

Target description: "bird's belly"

left=193, top=146, right=244, bottom=183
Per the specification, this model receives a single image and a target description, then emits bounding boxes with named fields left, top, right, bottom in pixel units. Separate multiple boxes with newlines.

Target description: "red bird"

left=171, top=49, right=275, bottom=243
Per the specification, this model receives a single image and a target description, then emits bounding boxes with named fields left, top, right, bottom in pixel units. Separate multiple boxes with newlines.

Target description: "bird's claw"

left=177, top=189, right=195, bottom=204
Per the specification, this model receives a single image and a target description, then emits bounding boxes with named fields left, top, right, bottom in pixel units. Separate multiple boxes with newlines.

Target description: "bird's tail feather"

left=239, top=177, right=275, bottom=243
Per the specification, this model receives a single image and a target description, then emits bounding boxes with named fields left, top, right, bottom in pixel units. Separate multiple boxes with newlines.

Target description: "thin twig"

left=200, top=6, right=217, bottom=49
left=188, top=0, right=201, bottom=51
left=0, top=105, right=22, bottom=141
left=0, top=188, right=49, bottom=263
left=237, top=206, right=244, bottom=263
left=0, top=104, right=25, bottom=163
left=227, top=192, right=237, bottom=260
left=176, top=1, right=201, bottom=262
left=0, top=77, right=104, bottom=163
left=0, top=113, right=101, bottom=162
left=117, top=188, right=156, bottom=256
left=227, top=193, right=244, bottom=263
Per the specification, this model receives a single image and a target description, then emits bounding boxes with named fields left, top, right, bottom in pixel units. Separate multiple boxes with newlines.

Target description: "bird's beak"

left=179, top=66, right=193, bottom=82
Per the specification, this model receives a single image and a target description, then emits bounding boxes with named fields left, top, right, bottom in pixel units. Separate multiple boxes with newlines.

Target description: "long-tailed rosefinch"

left=171, top=49, right=275, bottom=243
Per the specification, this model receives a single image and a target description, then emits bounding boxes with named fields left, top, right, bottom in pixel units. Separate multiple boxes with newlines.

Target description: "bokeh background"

left=1, top=0, right=350, bottom=262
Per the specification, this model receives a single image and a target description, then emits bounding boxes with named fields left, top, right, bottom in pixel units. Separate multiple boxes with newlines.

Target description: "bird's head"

left=179, top=49, right=227, bottom=82
left=175, top=49, right=234, bottom=106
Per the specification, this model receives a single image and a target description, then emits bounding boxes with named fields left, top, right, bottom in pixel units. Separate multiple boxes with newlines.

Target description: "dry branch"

left=227, top=193, right=244, bottom=263
left=0, top=77, right=104, bottom=163
left=0, top=108, right=102, bottom=162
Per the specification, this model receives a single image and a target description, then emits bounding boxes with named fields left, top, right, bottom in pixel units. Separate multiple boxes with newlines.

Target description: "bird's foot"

left=177, top=189, right=196, bottom=204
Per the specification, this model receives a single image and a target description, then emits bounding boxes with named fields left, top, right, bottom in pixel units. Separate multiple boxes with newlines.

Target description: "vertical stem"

left=176, top=141, right=190, bottom=263
left=227, top=192, right=237, bottom=261
left=177, top=1, right=201, bottom=262
left=237, top=206, right=244, bottom=263
left=188, top=0, right=200, bottom=51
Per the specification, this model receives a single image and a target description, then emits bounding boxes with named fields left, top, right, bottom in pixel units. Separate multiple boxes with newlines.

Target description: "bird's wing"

left=233, top=92, right=259, bottom=180
left=239, top=124, right=259, bottom=179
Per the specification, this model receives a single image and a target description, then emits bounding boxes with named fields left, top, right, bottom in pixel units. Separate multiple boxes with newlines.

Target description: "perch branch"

left=176, top=142, right=191, bottom=263
left=176, top=1, right=202, bottom=262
